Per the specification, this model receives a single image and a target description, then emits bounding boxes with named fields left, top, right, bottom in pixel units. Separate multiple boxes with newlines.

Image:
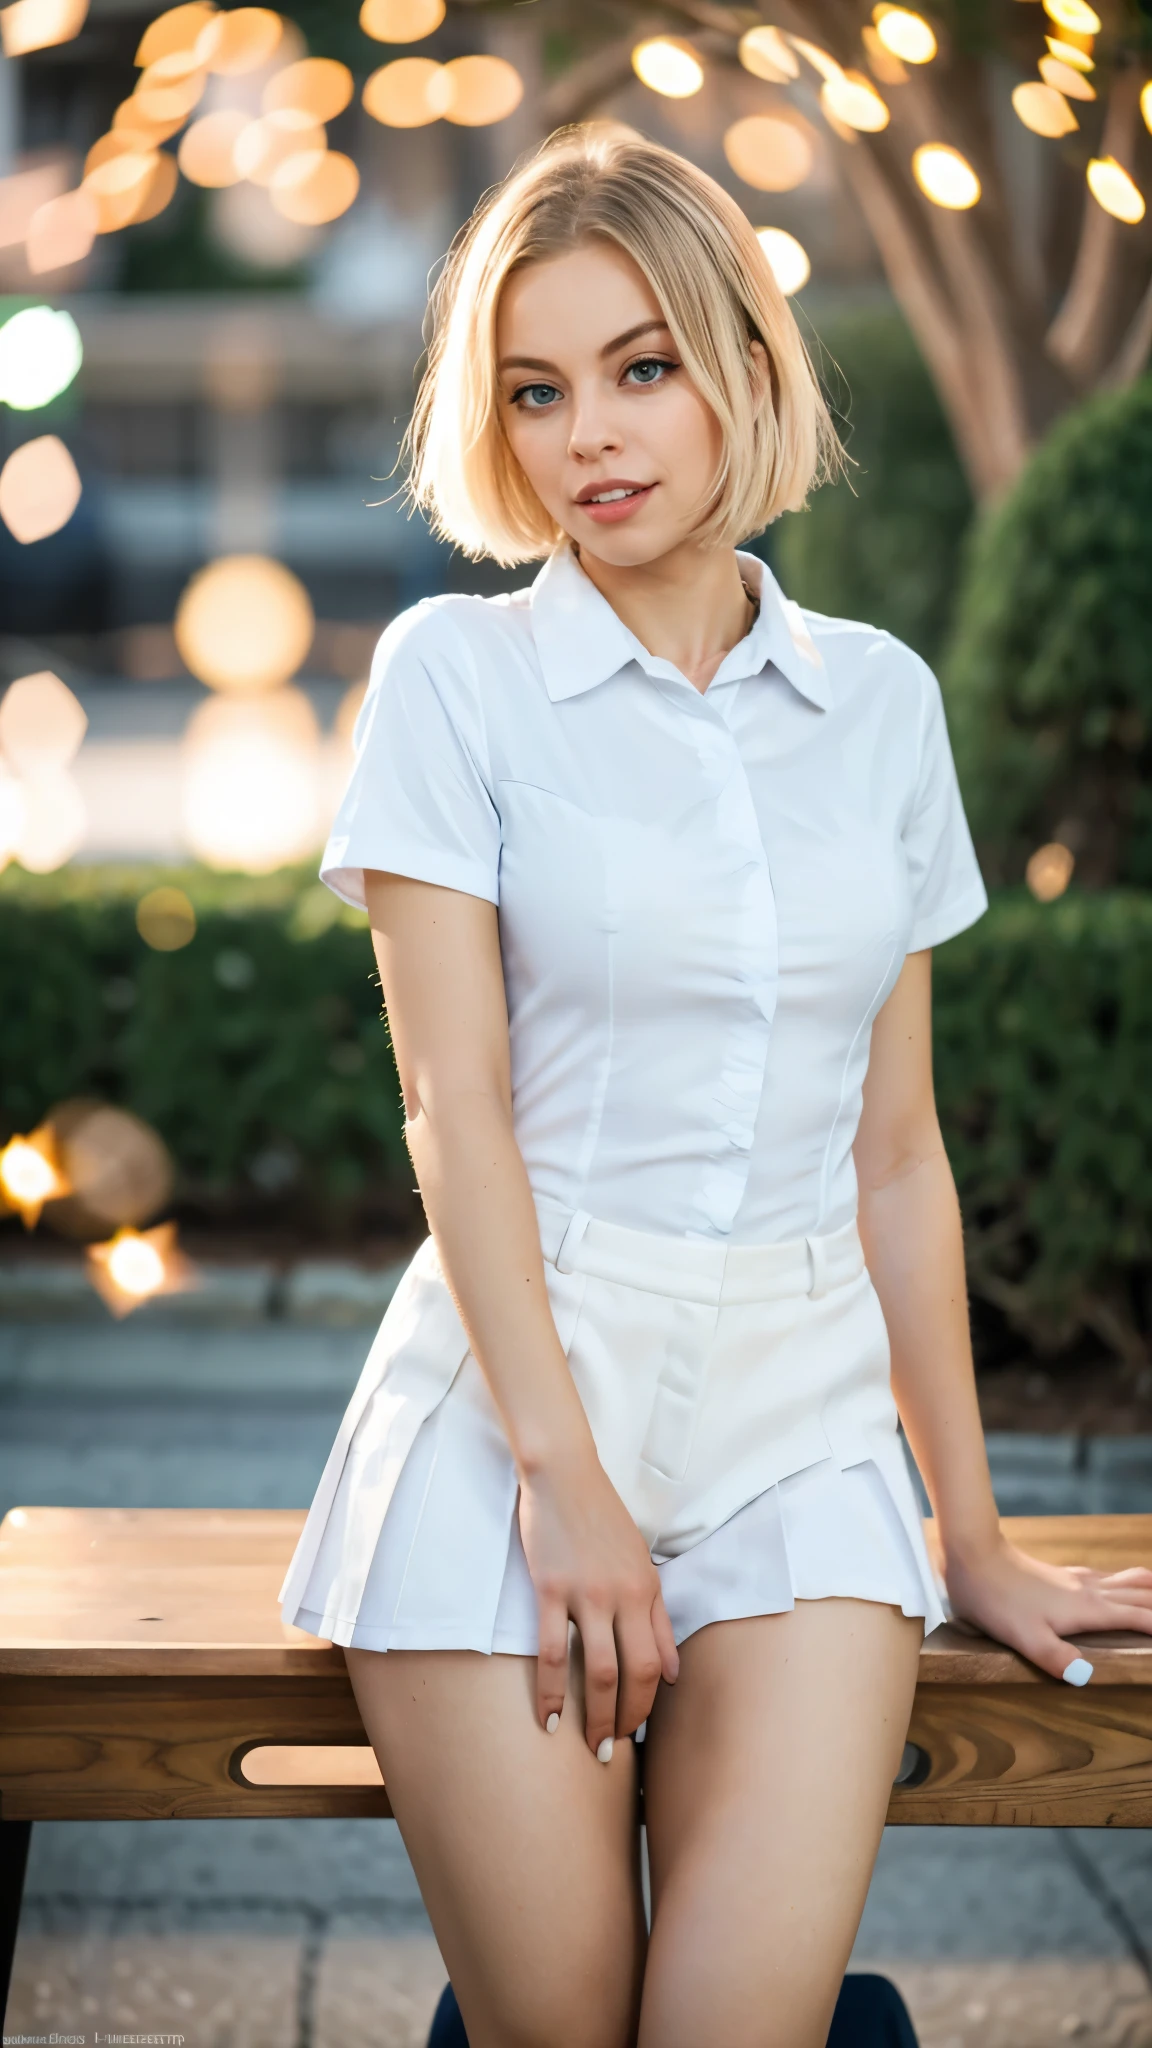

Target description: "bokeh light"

left=12, top=770, right=86, bottom=872
left=270, top=150, right=360, bottom=225
left=1038, top=54, right=1095, bottom=100
left=756, top=226, right=811, bottom=296
left=631, top=38, right=704, bottom=99
left=1047, top=36, right=1094, bottom=71
left=126, top=152, right=179, bottom=225
left=1086, top=155, right=1145, bottom=223
left=181, top=686, right=321, bottom=870
left=861, top=24, right=908, bottom=85
left=112, top=97, right=186, bottom=146
left=195, top=6, right=282, bottom=74
left=0, top=1127, right=66, bottom=1226
left=1042, top=0, right=1100, bottom=31
left=1143, top=81, right=1152, bottom=135
left=174, top=553, right=315, bottom=692
left=0, top=0, right=87, bottom=58
left=872, top=6, right=937, bottom=64
left=787, top=37, right=842, bottom=84
left=86, top=1221, right=193, bottom=1316
left=359, top=0, right=444, bottom=39
left=0, top=305, right=83, bottom=410
left=54, top=1103, right=174, bottom=1230
left=738, top=27, right=798, bottom=82
left=442, top=54, right=524, bottom=125
left=0, top=434, right=81, bottom=543
left=26, top=185, right=98, bottom=272
left=136, top=885, right=197, bottom=950
left=1025, top=842, right=1075, bottom=902
left=363, top=56, right=451, bottom=126
left=0, top=763, right=27, bottom=866
left=263, top=57, right=353, bottom=123
left=134, top=53, right=208, bottom=126
left=912, top=143, right=981, bottom=209
left=821, top=72, right=890, bottom=133
left=84, top=150, right=159, bottom=232
left=178, top=109, right=249, bottom=186
left=234, top=112, right=326, bottom=186
left=1012, top=81, right=1078, bottom=137
left=0, top=670, right=87, bottom=773
left=723, top=115, right=815, bottom=193
left=135, top=1, right=215, bottom=66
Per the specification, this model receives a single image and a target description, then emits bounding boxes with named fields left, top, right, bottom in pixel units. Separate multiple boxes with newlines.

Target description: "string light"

left=178, top=109, right=249, bottom=186
left=861, top=24, right=907, bottom=85
left=872, top=6, right=937, bottom=63
left=1042, top=0, right=1100, bottom=32
left=1025, top=842, right=1074, bottom=901
left=195, top=6, right=282, bottom=74
left=912, top=143, right=981, bottom=209
left=0, top=435, right=82, bottom=543
left=360, top=0, right=445, bottom=38
left=441, top=54, right=524, bottom=125
left=723, top=115, right=815, bottom=193
left=631, top=37, right=704, bottom=98
left=0, top=305, right=83, bottom=410
left=1086, top=155, right=1145, bottom=223
left=1012, top=81, right=1078, bottom=136
left=0, top=1128, right=66, bottom=1227
left=738, top=26, right=798, bottom=82
left=756, top=226, right=810, bottom=295
left=1046, top=36, right=1094, bottom=71
left=821, top=71, right=890, bottom=132
left=0, top=0, right=87, bottom=58
left=86, top=1221, right=193, bottom=1317
left=363, top=56, right=451, bottom=125
left=1142, top=81, right=1152, bottom=136
left=135, top=1, right=215, bottom=66
left=263, top=57, right=354, bottom=123
left=1038, top=53, right=1095, bottom=100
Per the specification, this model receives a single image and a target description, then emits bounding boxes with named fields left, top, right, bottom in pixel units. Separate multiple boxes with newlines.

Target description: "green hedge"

left=2, top=868, right=1151, bottom=1369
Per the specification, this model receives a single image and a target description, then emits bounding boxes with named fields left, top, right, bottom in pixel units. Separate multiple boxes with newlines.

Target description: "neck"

left=574, top=536, right=756, bottom=695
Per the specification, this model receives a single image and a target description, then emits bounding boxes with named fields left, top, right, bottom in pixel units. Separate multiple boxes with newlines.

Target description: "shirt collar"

left=528, top=542, right=830, bottom=712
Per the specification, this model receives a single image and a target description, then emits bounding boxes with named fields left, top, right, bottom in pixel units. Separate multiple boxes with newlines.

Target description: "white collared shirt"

left=321, top=544, right=987, bottom=1243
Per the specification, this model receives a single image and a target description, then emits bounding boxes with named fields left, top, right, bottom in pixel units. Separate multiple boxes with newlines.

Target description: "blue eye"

left=514, top=382, right=561, bottom=409
left=625, top=357, right=675, bottom=386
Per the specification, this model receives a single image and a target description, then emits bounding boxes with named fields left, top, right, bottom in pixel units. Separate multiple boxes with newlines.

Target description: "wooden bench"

left=2, top=1506, right=1151, bottom=2020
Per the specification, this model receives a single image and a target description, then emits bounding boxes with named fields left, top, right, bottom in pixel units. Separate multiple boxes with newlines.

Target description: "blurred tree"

left=541, top=0, right=1152, bottom=498
left=943, top=374, right=1152, bottom=887
left=770, top=305, right=973, bottom=665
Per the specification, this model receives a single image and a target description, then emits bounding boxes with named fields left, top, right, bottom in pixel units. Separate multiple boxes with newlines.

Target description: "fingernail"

left=596, top=1736, right=614, bottom=1764
left=1063, top=1657, right=1094, bottom=1687
left=546, top=1711, right=560, bottom=1734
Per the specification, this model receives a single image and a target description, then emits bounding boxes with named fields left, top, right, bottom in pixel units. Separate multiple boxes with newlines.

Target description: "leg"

left=345, top=1645, right=645, bottom=2048
left=1, top=1819, right=32, bottom=2025
left=639, top=1598, right=923, bottom=2048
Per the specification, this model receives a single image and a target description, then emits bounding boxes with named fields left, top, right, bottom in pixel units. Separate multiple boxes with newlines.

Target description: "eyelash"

left=510, top=356, right=679, bottom=411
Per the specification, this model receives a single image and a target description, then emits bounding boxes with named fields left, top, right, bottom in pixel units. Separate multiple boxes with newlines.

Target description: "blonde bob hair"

left=404, top=126, right=841, bottom=565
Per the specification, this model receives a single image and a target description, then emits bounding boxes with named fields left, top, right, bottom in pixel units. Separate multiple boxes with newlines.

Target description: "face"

left=495, top=239, right=731, bottom=570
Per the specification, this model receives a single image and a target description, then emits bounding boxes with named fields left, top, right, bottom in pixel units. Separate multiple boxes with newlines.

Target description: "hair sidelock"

left=404, top=126, right=840, bottom=564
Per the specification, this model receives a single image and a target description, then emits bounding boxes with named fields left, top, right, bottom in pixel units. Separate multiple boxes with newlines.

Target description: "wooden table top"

left=1, top=1506, right=1150, bottom=1685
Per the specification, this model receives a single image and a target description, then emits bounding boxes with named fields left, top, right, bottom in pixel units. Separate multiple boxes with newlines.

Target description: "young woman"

left=279, top=128, right=1152, bottom=2048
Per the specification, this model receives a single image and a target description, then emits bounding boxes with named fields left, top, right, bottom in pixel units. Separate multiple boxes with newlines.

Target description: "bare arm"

left=365, top=870, right=678, bottom=1752
left=856, top=950, right=1152, bottom=1679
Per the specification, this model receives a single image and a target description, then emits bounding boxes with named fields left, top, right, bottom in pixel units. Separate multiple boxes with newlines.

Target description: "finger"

left=576, top=1608, right=620, bottom=1761
left=651, top=1587, right=681, bottom=1686
left=613, top=1606, right=665, bottom=1738
left=1023, top=1625, right=1095, bottom=1686
left=1096, top=1602, right=1152, bottom=1637
left=1101, top=1567, right=1152, bottom=1586
left=535, top=1593, right=569, bottom=1734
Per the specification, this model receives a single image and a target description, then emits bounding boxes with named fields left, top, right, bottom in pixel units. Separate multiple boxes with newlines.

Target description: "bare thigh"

left=639, top=1597, right=923, bottom=2048
left=345, top=1642, right=645, bottom=2048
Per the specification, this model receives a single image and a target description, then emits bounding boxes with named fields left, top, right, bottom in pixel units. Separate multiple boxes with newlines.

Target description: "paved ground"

left=2, top=1308, right=1151, bottom=2048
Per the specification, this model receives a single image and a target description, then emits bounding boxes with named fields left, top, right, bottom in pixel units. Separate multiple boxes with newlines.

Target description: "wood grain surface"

left=1, top=1506, right=1150, bottom=1824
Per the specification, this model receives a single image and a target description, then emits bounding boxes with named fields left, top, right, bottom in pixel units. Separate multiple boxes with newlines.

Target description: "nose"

left=567, top=379, right=622, bottom=464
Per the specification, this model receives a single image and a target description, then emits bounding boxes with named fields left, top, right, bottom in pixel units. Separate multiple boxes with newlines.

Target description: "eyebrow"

left=497, top=318, right=671, bottom=375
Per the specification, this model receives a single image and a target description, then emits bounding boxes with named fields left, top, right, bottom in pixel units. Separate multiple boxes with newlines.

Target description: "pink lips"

left=577, top=483, right=656, bottom=525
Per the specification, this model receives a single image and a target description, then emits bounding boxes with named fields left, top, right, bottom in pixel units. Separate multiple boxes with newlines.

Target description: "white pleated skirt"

left=281, top=1196, right=949, bottom=1654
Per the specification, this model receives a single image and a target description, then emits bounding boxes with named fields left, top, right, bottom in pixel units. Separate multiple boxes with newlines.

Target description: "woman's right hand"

left=518, top=1447, right=680, bottom=1759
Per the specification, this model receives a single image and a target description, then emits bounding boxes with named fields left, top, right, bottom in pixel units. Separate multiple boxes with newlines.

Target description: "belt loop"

left=555, top=1208, right=592, bottom=1276
left=805, top=1232, right=831, bottom=1300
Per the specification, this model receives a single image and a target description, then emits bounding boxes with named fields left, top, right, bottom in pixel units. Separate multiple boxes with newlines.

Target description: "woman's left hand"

left=944, top=1533, right=1152, bottom=1682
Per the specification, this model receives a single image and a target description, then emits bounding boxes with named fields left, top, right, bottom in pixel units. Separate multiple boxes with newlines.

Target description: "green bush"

left=768, top=305, right=974, bottom=669
left=3, top=867, right=1152, bottom=1372
left=943, top=377, right=1152, bottom=889
left=0, top=864, right=411, bottom=1236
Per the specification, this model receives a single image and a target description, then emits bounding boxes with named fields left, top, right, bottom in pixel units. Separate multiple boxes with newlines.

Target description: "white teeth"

left=589, top=487, right=640, bottom=503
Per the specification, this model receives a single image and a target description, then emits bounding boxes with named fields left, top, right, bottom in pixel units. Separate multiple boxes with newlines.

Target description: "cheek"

left=504, top=413, right=563, bottom=502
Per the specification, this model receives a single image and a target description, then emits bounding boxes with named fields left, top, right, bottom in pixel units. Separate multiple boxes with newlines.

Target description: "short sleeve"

left=903, top=652, right=988, bottom=951
left=319, top=604, right=501, bottom=912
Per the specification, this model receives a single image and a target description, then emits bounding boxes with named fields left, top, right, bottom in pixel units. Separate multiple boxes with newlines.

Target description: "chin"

left=569, top=519, right=687, bottom=571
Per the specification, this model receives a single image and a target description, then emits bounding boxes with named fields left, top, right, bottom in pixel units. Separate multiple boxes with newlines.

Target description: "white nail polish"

left=597, top=1736, right=614, bottom=1764
left=546, top=1712, right=560, bottom=1734
left=1063, top=1657, right=1094, bottom=1687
